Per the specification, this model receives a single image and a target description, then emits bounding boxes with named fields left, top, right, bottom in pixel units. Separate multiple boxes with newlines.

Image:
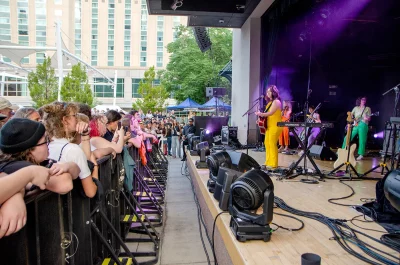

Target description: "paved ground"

left=158, top=157, right=214, bottom=265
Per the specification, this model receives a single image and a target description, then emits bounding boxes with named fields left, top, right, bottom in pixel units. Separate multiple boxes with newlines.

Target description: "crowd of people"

left=0, top=97, right=195, bottom=239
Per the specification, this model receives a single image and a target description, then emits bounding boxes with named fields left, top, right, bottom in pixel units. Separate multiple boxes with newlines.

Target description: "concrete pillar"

left=231, top=18, right=262, bottom=145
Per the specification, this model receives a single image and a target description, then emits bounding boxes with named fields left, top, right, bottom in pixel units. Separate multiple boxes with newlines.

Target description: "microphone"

left=253, top=95, right=264, bottom=102
left=294, top=111, right=303, bottom=116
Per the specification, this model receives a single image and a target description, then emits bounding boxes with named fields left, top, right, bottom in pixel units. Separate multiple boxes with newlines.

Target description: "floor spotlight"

left=229, top=169, right=274, bottom=242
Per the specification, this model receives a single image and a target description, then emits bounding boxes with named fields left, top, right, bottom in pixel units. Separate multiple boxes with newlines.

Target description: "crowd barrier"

left=0, top=143, right=168, bottom=265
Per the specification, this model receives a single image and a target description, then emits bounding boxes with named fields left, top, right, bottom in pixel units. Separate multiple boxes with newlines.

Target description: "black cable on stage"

left=212, top=211, right=228, bottom=265
left=272, top=212, right=305, bottom=232
left=349, top=215, right=387, bottom=234
left=274, top=196, right=399, bottom=265
left=327, top=180, right=357, bottom=206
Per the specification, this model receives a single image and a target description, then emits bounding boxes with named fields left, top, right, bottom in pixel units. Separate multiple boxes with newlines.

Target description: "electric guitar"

left=353, top=111, right=379, bottom=126
left=334, top=112, right=356, bottom=169
left=344, top=111, right=379, bottom=132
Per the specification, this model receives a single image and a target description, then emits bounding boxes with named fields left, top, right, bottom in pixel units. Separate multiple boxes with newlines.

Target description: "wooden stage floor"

left=187, top=150, right=399, bottom=265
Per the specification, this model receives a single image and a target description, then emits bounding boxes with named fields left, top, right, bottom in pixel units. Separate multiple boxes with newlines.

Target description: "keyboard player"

left=298, top=105, right=321, bottom=156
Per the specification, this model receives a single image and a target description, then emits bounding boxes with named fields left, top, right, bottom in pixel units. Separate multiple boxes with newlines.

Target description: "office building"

left=0, top=0, right=185, bottom=108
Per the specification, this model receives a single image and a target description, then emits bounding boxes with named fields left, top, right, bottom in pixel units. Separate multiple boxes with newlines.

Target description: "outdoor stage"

left=186, top=150, right=397, bottom=265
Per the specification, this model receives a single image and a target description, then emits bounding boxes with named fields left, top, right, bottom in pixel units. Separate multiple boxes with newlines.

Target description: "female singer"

left=278, top=101, right=292, bottom=152
left=255, top=85, right=283, bottom=169
left=342, top=96, right=371, bottom=161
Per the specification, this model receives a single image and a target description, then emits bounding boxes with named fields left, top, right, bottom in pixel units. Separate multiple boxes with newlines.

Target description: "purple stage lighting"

left=206, top=129, right=210, bottom=134
left=374, top=131, right=384, bottom=139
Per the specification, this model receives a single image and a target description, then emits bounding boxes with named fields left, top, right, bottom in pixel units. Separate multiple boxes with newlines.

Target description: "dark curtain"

left=259, top=0, right=302, bottom=97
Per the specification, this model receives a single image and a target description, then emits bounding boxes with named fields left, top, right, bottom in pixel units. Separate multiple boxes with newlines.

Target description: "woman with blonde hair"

left=255, top=85, right=283, bottom=169
left=43, top=101, right=98, bottom=198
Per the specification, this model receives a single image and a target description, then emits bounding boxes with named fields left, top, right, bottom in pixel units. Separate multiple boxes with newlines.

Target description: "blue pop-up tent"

left=199, top=97, right=231, bottom=110
left=167, top=97, right=202, bottom=110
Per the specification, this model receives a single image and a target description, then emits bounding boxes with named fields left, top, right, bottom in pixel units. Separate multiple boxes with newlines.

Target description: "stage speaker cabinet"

left=193, top=27, right=212, bottom=53
left=309, top=145, right=337, bottom=161
left=206, top=87, right=227, bottom=97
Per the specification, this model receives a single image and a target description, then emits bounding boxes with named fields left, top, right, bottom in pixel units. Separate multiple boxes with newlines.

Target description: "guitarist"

left=341, top=96, right=371, bottom=161
left=255, top=85, right=283, bottom=169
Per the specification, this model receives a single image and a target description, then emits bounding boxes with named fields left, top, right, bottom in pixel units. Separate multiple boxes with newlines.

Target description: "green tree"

left=132, top=66, right=170, bottom=113
left=28, top=57, right=58, bottom=107
left=61, top=62, right=93, bottom=106
left=160, top=26, right=232, bottom=104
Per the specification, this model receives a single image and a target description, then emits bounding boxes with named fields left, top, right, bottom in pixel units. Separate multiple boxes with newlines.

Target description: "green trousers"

left=342, top=122, right=368, bottom=155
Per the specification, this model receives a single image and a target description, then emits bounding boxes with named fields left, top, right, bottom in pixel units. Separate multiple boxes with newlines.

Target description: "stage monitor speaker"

left=309, top=145, right=337, bottom=161
left=193, top=27, right=212, bottom=53
left=226, top=151, right=260, bottom=172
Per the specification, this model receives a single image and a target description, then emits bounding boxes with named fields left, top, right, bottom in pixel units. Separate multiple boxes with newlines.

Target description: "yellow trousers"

left=264, top=127, right=283, bottom=168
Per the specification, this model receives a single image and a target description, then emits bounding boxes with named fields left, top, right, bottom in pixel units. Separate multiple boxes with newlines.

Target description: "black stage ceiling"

left=146, top=0, right=262, bottom=28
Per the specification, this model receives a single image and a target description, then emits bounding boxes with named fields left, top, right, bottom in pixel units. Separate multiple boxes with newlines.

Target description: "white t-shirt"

left=48, top=138, right=91, bottom=180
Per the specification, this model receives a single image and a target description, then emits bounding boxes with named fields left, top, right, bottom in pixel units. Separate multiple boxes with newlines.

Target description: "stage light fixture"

left=299, top=32, right=307, bottom=42
left=228, top=169, right=274, bottom=242
left=320, top=9, right=330, bottom=19
left=195, top=141, right=210, bottom=169
left=171, top=0, right=183, bottom=11
left=207, top=151, right=232, bottom=177
left=384, top=170, right=400, bottom=212
left=200, top=128, right=214, bottom=147
left=206, top=151, right=232, bottom=192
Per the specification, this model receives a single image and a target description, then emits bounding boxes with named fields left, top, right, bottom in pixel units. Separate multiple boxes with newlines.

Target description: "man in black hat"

left=181, top=118, right=196, bottom=161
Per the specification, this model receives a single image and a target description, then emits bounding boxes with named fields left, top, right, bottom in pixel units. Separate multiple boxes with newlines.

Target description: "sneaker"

left=356, top=155, right=364, bottom=161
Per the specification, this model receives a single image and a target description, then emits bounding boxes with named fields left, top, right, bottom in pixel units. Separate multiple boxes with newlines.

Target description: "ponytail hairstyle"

left=42, top=101, right=79, bottom=139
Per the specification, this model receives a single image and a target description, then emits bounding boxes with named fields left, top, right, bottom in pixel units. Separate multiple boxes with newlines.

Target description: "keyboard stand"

left=280, top=127, right=327, bottom=181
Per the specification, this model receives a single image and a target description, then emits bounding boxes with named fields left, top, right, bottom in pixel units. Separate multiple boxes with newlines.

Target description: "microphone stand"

left=242, top=98, right=262, bottom=155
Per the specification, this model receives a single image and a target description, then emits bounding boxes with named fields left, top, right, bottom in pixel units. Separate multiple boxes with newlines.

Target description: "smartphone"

left=118, top=121, right=122, bottom=129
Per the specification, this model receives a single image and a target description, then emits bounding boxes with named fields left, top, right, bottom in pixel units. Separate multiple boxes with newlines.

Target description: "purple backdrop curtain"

left=260, top=0, right=302, bottom=100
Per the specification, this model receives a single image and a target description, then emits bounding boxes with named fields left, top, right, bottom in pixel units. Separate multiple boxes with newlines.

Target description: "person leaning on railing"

left=0, top=118, right=81, bottom=238
left=43, top=102, right=99, bottom=198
